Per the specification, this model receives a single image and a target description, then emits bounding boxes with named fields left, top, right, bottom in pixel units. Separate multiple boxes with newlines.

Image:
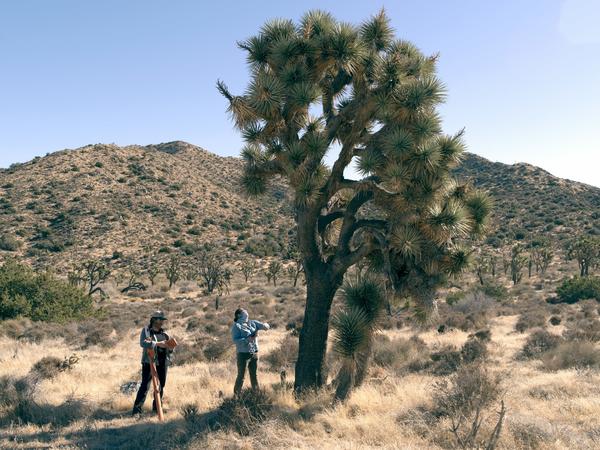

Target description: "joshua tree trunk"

left=354, top=336, right=373, bottom=387
left=294, top=261, right=342, bottom=392
left=334, top=358, right=357, bottom=402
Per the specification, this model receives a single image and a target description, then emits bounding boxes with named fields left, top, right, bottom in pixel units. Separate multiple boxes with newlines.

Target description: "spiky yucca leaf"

left=360, top=9, right=394, bottom=51
left=241, top=170, right=267, bottom=196
left=294, top=169, right=323, bottom=207
left=356, top=148, right=385, bottom=176
left=302, top=131, right=328, bottom=156
left=270, top=37, right=305, bottom=68
left=331, top=307, right=370, bottom=359
left=388, top=39, right=423, bottom=59
left=241, top=122, right=265, bottom=144
left=390, top=224, right=424, bottom=259
left=237, top=35, right=271, bottom=67
left=401, top=77, right=446, bottom=111
left=339, top=278, right=386, bottom=325
left=300, top=10, right=335, bottom=39
left=425, top=200, right=471, bottom=243
left=260, top=18, right=296, bottom=43
left=407, top=143, right=441, bottom=176
left=285, top=141, right=306, bottom=167
left=465, top=190, right=493, bottom=234
left=323, top=23, right=367, bottom=76
left=444, top=246, right=472, bottom=276
left=437, top=130, right=465, bottom=166
left=289, top=82, right=320, bottom=109
left=410, top=112, right=442, bottom=142
left=247, top=71, right=285, bottom=119
left=383, top=128, right=414, bottom=159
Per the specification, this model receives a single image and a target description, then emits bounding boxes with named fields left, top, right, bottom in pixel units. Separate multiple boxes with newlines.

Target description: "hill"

left=0, top=141, right=294, bottom=271
left=1, top=143, right=599, bottom=271
left=455, top=153, right=600, bottom=246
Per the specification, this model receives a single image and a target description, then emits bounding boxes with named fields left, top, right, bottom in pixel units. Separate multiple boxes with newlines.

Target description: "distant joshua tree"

left=218, top=10, right=491, bottom=391
left=240, top=258, right=257, bottom=282
left=164, top=254, right=182, bottom=289
left=266, top=261, right=283, bottom=286
left=567, top=236, right=600, bottom=276
left=510, top=244, right=527, bottom=285
left=81, top=259, right=111, bottom=297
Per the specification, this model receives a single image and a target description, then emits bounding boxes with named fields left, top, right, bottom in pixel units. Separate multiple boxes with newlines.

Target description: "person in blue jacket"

left=231, top=307, right=270, bottom=396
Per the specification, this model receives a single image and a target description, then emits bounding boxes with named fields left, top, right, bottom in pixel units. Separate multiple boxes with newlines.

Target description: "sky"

left=0, top=0, right=599, bottom=187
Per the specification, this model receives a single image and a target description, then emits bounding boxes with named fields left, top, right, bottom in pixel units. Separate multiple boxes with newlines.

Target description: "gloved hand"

left=263, top=323, right=271, bottom=330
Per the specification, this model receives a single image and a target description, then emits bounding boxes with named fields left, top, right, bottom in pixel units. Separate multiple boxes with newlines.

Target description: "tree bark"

left=294, top=263, right=342, bottom=393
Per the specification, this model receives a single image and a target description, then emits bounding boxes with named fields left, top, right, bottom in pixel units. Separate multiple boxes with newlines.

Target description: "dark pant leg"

left=234, top=352, right=249, bottom=396
left=152, top=363, right=168, bottom=411
left=132, top=364, right=151, bottom=413
left=248, top=353, right=259, bottom=390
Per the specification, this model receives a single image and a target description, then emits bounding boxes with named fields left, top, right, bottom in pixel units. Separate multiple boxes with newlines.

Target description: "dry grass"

left=1, top=278, right=600, bottom=449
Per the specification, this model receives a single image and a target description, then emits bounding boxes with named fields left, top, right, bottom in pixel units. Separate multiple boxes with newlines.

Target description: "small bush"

left=541, top=341, right=600, bottom=370
left=480, top=282, right=509, bottom=301
left=549, top=316, right=561, bottom=326
left=460, top=337, right=488, bottom=364
left=203, top=338, right=232, bottom=361
left=556, top=276, right=600, bottom=303
left=211, top=389, right=273, bottom=435
left=372, top=335, right=430, bottom=374
left=0, top=234, right=20, bottom=251
left=515, top=310, right=547, bottom=333
left=264, top=334, right=298, bottom=371
left=562, top=318, right=600, bottom=342
left=31, top=356, right=63, bottom=380
left=0, top=260, right=93, bottom=322
left=520, top=329, right=562, bottom=359
left=430, top=345, right=462, bottom=376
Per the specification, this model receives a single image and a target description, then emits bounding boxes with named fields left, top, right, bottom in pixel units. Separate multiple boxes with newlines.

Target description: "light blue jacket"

left=231, top=319, right=268, bottom=353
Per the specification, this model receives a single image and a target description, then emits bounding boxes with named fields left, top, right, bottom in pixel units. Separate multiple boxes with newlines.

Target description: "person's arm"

left=253, top=320, right=271, bottom=331
left=140, top=328, right=156, bottom=349
left=232, top=323, right=251, bottom=343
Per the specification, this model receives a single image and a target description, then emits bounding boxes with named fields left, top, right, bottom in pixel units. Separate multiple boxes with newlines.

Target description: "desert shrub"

left=460, top=337, right=488, bottom=364
left=0, top=234, right=20, bottom=251
left=31, top=356, right=63, bottom=380
left=556, top=276, right=600, bottom=303
left=549, top=315, right=561, bottom=326
left=441, top=291, right=494, bottom=331
left=264, top=334, right=298, bottom=371
left=480, top=282, right=509, bottom=301
left=520, top=329, right=562, bottom=359
left=432, top=364, right=505, bottom=450
left=0, top=260, right=93, bottom=322
left=430, top=345, right=463, bottom=376
left=515, top=310, right=547, bottom=333
left=446, top=291, right=465, bottom=306
left=562, top=318, right=600, bottom=342
left=173, top=341, right=204, bottom=366
left=541, top=341, right=600, bottom=370
left=372, top=334, right=430, bottom=374
left=187, top=389, right=276, bottom=436
left=0, top=375, right=19, bottom=407
left=203, top=338, right=232, bottom=361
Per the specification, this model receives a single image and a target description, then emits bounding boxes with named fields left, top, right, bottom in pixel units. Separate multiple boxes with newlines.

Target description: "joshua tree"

left=218, top=10, right=491, bottom=391
left=531, top=244, right=553, bottom=275
left=147, top=264, right=160, bottom=286
left=567, top=236, right=600, bottom=276
left=510, top=244, right=527, bottom=286
left=121, top=262, right=146, bottom=293
left=286, top=260, right=304, bottom=287
left=197, top=251, right=231, bottom=294
left=164, top=254, right=182, bottom=289
left=267, top=260, right=283, bottom=286
left=80, top=260, right=111, bottom=297
left=336, top=277, right=386, bottom=390
left=474, top=253, right=489, bottom=286
left=240, top=258, right=257, bottom=282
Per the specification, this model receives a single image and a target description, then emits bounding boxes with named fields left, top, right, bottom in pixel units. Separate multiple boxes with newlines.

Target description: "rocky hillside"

left=0, top=141, right=293, bottom=270
left=1, top=142, right=598, bottom=271
left=455, top=154, right=600, bottom=247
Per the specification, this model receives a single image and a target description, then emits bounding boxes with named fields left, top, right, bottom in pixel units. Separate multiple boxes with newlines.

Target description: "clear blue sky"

left=1, top=0, right=599, bottom=187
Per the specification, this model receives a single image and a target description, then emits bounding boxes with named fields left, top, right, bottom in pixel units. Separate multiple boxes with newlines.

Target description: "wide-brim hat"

left=151, top=310, right=168, bottom=320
